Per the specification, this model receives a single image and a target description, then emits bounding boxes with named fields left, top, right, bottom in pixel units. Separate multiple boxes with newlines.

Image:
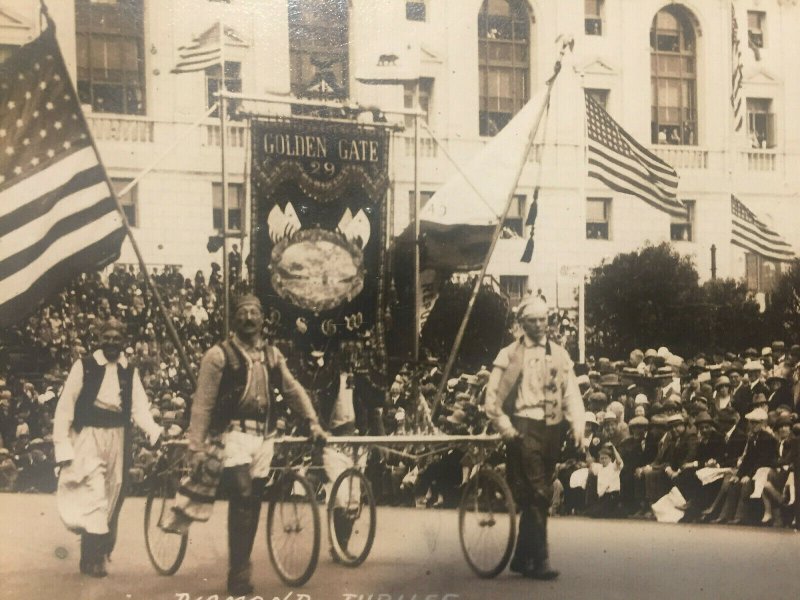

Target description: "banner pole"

left=218, top=20, right=230, bottom=337
left=431, top=38, right=573, bottom=411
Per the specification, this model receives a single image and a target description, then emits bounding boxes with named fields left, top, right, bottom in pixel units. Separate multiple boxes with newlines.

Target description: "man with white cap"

left=53, top=316, right=162, bottom=577
left=177, top=294, right=325, bottom=595
left=485, top=297, right=584, bottom=580
left=733, top=359, right=768, bottom=418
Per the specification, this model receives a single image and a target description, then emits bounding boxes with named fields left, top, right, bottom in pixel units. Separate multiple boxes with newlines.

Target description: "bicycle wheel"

left=266, top=470, right=321, bottom=586
left=144, top=472, right=189, bottom=575
left=458, top=467, right=516, bottom=578
left=327, top=468, right=376, bottom=567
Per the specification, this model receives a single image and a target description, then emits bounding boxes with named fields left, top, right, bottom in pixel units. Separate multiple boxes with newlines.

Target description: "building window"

left=75, top=0, right=146, bottom=115
left=408, top=190, right=434, bottom=222
left=406, top=1, right=426, bottom=21
left=747, top=11, right=765, bottom=49
left=586, top=198, right=610, bottom=240
left=404, top=78, right=433, bottom=129
left=206, top=62, right=242, bottom=119
left=111, top=178, right=138, bottom=227
left=212, top=183, right=243, bottom=231
left=502, top=194, right=527, bottom=237
left=585, top=88, right=609, bottom=111
left=746, top=253, right=781, bottom=294
left=746, top=98, right=776, bottom=149
left=650, top=6, right=697, bottom=145
left=478, top=0, right=531, bottom=137
left=670, top=200, right=694, bottom=241
left=288, top=0, right=349, bottom=100
left=585, top=0, right=603, bottom=36
left=500, top=275, right=528, bottom=302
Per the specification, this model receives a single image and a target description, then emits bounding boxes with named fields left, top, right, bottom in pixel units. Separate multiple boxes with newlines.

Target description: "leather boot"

left=227, top=500, right=256, bottom=595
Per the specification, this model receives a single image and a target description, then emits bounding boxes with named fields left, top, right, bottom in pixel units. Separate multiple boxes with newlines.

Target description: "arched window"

left=478, top=0, right=531, bottom=136
left=650, top=6, right=697, bottom=145
left=288, top=0, right=349, bottom=100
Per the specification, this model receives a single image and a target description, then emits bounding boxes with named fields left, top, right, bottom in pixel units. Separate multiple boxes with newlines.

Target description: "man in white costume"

left=53, top=317, right=162, bottom=577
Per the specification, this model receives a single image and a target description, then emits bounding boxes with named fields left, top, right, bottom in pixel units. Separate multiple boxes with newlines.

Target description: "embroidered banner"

left=250, top=118, right=389, bottom=378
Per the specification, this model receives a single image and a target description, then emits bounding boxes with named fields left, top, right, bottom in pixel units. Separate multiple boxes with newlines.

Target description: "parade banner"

left=250, top=117, right=389, bottom=375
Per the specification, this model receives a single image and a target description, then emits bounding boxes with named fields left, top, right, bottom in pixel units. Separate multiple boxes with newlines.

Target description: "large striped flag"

left=585, top=91, right=683, bottom=217
left=731, top=5, right=745, bottom=132
left=730, top=195, right=795, bottom=262
left=0, top=21, right=124, bottom=327
left=172, top=23, right=223, bottom=73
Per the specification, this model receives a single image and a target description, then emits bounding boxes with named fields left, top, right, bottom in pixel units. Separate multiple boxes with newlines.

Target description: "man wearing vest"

left=53, top=317, right=163, bottom=577
left=183, top=294, right=326, bottom=596
left=485, top=297, right=584, bottom=580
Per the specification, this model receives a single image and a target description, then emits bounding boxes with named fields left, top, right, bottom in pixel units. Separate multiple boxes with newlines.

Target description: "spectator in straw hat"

left=53, top=316, right=163, bottom=578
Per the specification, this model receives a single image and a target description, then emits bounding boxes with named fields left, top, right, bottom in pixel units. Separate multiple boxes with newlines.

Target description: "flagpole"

left=37, top=6, right=197, bottom=388
left=218, top=19, right=231, bottom=337
left=432, top=37, right=574, bottom=409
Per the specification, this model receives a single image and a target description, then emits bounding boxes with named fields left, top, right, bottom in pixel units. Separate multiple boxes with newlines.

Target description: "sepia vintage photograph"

left=1, top=1, right=799, bottom=599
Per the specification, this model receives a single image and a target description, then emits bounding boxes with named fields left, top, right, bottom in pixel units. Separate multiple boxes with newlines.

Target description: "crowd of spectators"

left=0, top=261, right=239, bottom=493
left=1, top=266, right=798, bottom=532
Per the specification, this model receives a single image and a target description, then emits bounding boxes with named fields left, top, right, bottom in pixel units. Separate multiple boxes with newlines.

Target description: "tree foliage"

left=421, top=278, right=511, bottom=370
left=763, top=258, right=800, bottom=345
left=585, top=243, right=767, bottom=358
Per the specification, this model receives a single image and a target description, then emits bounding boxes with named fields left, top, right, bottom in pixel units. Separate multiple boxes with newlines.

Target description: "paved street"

left=1, top=493, right=797, bottom=600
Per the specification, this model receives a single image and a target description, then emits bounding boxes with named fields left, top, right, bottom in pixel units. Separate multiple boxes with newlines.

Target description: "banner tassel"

left=520, top=236, right=534, bottom=263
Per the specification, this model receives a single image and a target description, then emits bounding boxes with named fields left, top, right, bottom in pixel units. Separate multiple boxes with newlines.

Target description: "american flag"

left=585, top=92, right=683, bottom=217
left=731, top=5, right=744, bottom=132
left=0, top=23, right=124, bottom=327
left=172, top=23, right=222, bottom=73
left=730, top=195, right=795, bottom=262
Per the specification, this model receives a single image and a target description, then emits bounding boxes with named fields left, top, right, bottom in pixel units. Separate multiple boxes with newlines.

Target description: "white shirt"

left=53, top=350, right=162, bottom=462
left=596, top=461, right=622, bottom=497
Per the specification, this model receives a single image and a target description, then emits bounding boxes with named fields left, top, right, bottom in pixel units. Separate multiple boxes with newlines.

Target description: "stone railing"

left=651, top=146, right=709, bottom=169
left=403, top=135, right=438, bottom=158
left=741, top=150, right=778, bottom=172
left=202, top=123, right=247, bottom=148
left=87, top=114, right=154, bottom=143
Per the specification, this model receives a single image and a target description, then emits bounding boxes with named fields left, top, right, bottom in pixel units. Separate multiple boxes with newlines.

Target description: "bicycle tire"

left=327, top=468, right=376, bottom=567
left=266, top=470, right=321, bottom=586
left=144, top=472, right=189, bottom=576
left=458, top=467, right=516, bottom=578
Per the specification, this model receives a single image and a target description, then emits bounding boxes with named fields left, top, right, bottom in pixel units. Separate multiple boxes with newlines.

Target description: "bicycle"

left=142, top=437, right=322, bottom=587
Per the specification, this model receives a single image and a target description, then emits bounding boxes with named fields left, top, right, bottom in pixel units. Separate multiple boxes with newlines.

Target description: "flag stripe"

left=588, top=144, right=681, bottom=203
left=732, top=223, right=794, bottom=256
left=732, top=229, right=794, bottom=259
left=730, top=195, right=795, bottom=262
left=0, top=181, right=111, bottom=264
left=587, top=150, right=683, bottom=214
left=0, top=211, right=123, bottom=306
left=172, top=51, right=222, bottom=73
left=0, top=146, right=97, bottom=219
left=585, top=91, right=682, bottom=216
left=0, top=164, right=104, bottom=238
left=0, top=228, right=124, bottom=327
left=177, top=45, right=221, bottom=60
left=731, top=238, right=794, bottom=262
left=588, top=168, right=684, bottom=217
left=0, top=23, right=125, bottom=326
left=731, top=5, right=745, bottom=132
